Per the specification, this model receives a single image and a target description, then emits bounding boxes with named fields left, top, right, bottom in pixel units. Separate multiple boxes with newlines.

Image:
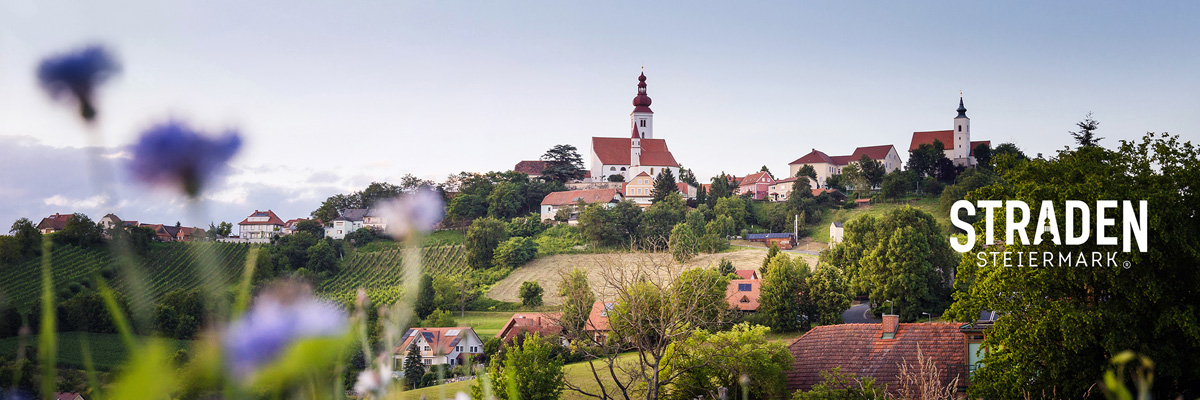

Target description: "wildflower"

left=126, top=120, right=242, bottom=197
left=378, top=188, right=445, bottom=238
left=221, top=281, right=347, bottom=378
left=353, top=357, right=395, bottom=397
left=37, top=45, right=120, bottom=122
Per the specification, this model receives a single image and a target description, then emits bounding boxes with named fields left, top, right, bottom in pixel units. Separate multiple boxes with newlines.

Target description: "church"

left=589, top=73, right=681, bottom=182
left=908, top=97, right=990, bottom=167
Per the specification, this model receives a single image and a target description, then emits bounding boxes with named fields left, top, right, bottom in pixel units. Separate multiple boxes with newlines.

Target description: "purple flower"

left=126, top=120, right=242, bottom=197
left=222, top=283, right=348, bottom=378
left=37, top=45, right=120, bottom=121
left=378, top=188, right=445, bottom=238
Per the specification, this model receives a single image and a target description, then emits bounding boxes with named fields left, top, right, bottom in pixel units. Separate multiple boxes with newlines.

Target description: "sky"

left=1, top=1, right=1198, bottom=230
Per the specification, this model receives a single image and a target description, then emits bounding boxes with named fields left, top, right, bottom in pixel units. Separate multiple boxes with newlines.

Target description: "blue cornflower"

left=222, top=283, right=348, bottom=378
left=378, top=188, right=445, bottom=238
left=37, top=45, right=120, bottom=122
left=126, top=121, right=242, bottom=197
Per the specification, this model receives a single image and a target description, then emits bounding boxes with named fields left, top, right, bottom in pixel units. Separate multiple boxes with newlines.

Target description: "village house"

left=539, top=188, right=623, bottom=222
left=589, top=73, right=682, bottom=182
left=736, top=172, right=776, bottom=200
left=909, top=97, right=990, bottom=167
left=98, top=214, right=122, bottom=231
left=829, top=222, right=845, bottom=246
left=495, top=312, right=564, bottom=344
left=279, top=218, right=311, bottom=236
left=237, top=210, right=285, bottom=242
left=513, top=160, right=547, bottom=179
left=394, top=327, right=484, bottom=372
left=786, top=314, right=980, bottom=395
left=787, top=144, right=901, bottom=190
left=36, top=213, right=73, bottom=234
left=746, top=233, right=798, bottom=250
left=139, top=223, right=206, bottom=242
left=726, top=279, right=762, bottom=312
left=585, top=301, right=616, bottom=342
left=733, top=269, right=760, bottom=280
left=326, top=209, right=368, bottom=240
left=622, top=172, right=698, bottom=206
left=363, top=209, right=387, bottom=231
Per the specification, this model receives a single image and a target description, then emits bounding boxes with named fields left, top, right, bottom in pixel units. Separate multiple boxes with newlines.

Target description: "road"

left=841, top=302, right=880, bottom=324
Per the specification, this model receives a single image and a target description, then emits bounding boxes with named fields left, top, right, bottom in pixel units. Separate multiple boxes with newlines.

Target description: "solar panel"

left=446, top=329, right=460, bottom=336
left=738, top=283, right=752, bottom=292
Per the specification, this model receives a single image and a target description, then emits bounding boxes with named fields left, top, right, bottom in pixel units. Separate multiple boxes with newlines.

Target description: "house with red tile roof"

left=394, top=327, right=484, bottom=371
left=621, top=172, right=698, bottom=206
left=36, top=213, right=74, bottom=234
left=733, top=269, right=759, bottom=280
left=585, top=301, right=617, bottom=342
left=54, top=393, right=84, bottom=400
left=495, top=312, right=564, bottom=344
left=540, top=188, right=623, bottom=222
left=237, top=210, right=285, bottom=241
left=909, top=97, right=990, bottom=167
left=589, top=73, right=682, bottom=183
left=787, top=144, right=901, bottom=190
left=786, top=315, right=973, bottom=395
left=736, top=172, right=776, bottom=200
left=513, top=160, right=548, bottom=178
left=726, top=279, right=762, bottom=312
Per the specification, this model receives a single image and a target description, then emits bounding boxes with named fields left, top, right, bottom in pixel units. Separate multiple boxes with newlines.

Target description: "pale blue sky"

left=0, top=1, right=1197, bottom=227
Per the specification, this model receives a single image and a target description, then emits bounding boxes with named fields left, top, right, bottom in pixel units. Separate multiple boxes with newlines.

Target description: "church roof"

left=909, top=130, right=954, bottom=152
left=592, top=137, right=678, bottom=167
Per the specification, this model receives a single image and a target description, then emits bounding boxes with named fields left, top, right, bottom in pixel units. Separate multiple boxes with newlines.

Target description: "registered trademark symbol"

left=1123, top=261, right=1131, bottom=269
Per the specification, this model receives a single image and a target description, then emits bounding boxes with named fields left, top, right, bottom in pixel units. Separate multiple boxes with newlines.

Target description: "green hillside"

left=318, top=244, right=470, bottom=305
left=809, top=196, right=945, bottom=243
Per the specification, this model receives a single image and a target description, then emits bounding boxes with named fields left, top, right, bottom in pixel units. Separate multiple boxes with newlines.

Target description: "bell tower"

left=953, top=96, right=970, bottom=162
left=631, top=72, right=654, bottom=139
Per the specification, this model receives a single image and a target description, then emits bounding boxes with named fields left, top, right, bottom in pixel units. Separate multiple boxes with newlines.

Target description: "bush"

left=508, top=213, right=549, bottom=238
left=519, top=281, right=544, bottom=307
left=493, top=236, right=538, bottom=268
left=421, top=309, right=458, bottom=327
left=533, top=224, right=585, bottom=256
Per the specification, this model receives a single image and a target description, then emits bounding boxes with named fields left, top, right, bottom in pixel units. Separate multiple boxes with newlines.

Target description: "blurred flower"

left=353, top=357, right=394, bottom=397
left=37, top=45, right=120, bottom=122
left=379, top=188, right=445, bottom=238
left=222, top=281, right=347, bottom=378
left=126, top=120, right=242, bottom=197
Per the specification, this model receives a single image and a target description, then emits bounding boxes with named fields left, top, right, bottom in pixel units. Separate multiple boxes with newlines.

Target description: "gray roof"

left=747, top=233, right=795, bottom=240
left=333, top=208, right=369, bottom=222
left=832, top=221, right=843, bottom=228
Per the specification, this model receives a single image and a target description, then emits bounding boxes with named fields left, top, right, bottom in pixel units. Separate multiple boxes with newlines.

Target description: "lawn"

left=454, top=311, right=518, bottom=338
left=0, top=332, right=192, bottom=371
left=391, top=353, right=640, bottom=400
left=809, top=196, right=945, bottom=243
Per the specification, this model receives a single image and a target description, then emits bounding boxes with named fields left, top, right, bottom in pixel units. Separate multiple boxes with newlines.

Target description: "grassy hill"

left=317, top=244, right=471, bottom=305
left=808, top=196, right=945, bottom=243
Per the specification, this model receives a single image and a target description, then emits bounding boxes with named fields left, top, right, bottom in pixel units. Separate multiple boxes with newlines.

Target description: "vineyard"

left=0, top=243, right=251, bottom=310
left=318, top=244, right=469, bottom=305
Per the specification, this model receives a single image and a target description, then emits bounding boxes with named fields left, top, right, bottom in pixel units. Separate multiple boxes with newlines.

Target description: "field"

left=454, top=311, right=516, bottom=338
left=317, top=244, right=471, bottom=305
left=394, top=353, right=640, bottom=400
left=0, top=332, right=191, bottom=371
left=0, top=242, right=251, bottom=310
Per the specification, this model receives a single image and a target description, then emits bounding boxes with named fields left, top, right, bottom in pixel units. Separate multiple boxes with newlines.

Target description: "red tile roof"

left=541, top=188, right=622, bottom=206
left=734, top=270, right=759, bottom=280
left=592, top=137, right=678, bottom=167
left=790, top=149, right=835, bottom=165
left=238, top=210, right=285, bottom=226
left=969, top=140, right=991, bottom=155
left=738, top=172, right=775, bottom=186
left=496, top=312, right=563, bottom=342
left=726, top=279, right=762, bottom=311
left=36, top=213, right=73, bottom=231
left=909, top=130, right=954, bottom=152
left=395, top=327, right=478, bottom=355
left=849, top=145, right=896, bottom=161
left=514, top=160, right=547, bottom=176
left=786, top=322, right=968, bottom=393
left=586, top=301, right=616, bottom=332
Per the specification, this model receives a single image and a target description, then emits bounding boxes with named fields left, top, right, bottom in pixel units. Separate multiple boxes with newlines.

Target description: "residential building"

left=326, top=209, right=368, bottom=240
left=737, top=172, right=776, bottom=200
left=829, top=222, right=844, bottom=246
left=363, top=209, right=387, bottom=231
left=280, top=218, right=311, bottom=236
left=767, top=177, right=801, bottom=202
left=726, top=279, right=762, bottom=312
left=237, top=210, right=285, bottom=241
left=513, top=160, right=547, bottom=178
left=787, top=144, right=901, bottom=190
left=590, top=73, right=681, bottom=182
left=585, top=301, right=617, bottom=342
left=98, top=214, right=122, bottom=231
left=622, top=172, right=654, bottom=205
left=746, top=233, right=797, bottom=250
left=539, top=188, right=623, bottom=222
left=909, top=97, right=990, bottom=167
left=496, top=312, right=564, bottom=344
left=733, top=270, right=760, bottom=280
left=394, top=327, right=484, bottom=372
left=786, top=315, right=973, bottom=395
left=54, top=393, right=84, bottom=400
left=36, top=213, right=73, bottom=234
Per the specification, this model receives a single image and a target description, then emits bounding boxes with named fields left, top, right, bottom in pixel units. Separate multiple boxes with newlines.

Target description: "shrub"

left=534, top=224, right=584, bottom=256
left=493, top=236, right=538, bottom=268
left=519, top=281, right=544, bottom=307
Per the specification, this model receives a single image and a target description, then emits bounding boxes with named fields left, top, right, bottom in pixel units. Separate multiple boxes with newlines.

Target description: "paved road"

left=842, top=302, right=881, bottom=324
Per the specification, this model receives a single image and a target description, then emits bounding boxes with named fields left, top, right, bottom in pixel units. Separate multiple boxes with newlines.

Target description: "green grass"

left=453, top=311, right=517, bottom=338
left=0, top=332, right=191, bottom=371
left=394, top=353, right=640, bottom=400
left=809, top=196, right=945, bottom=243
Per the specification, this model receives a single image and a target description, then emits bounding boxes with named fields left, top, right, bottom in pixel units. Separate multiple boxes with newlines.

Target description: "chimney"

left=881, top=314, right=899, bottom=339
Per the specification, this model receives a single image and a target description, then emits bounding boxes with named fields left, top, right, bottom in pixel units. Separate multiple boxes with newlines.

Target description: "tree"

left=553, top=206, right=573, bottom=222
left=793, top=367, right=883, bottom=399
left=761, top=241, right=780, bottom=275
left=822, top=206, right=955, bottom=322
left=414, top=274, right=436, bottom=320
left=678, top=166, right=699, bottom=187
left=9, top=218, right=42, bottom=259
left=519, top=281, right=544, bottom=307
left=881, top=169, right=915, bottom=200
left=607, top=174, right=625, bottom=182
left=668, top=323, right=793, bottom=400
left=946, top=133, right=1200, bottom=398
left=466, top=217, right=509, bottom=269
left=807, top=263, right=851, bottom=326
left=713, top=196, right=748, bottom=232
left=487, top=182, right=524, bottom=220
left=448, top=193, right=488, bottom=222
left=421, top=309, right=457, bottom=328
left=639, top=192, right=686, bottom=245
left=1069, top=111, right=1103, bottom=147
left=578, top=202, right=620, bottom=246
left=507, top=213, right=548, bottom=238
left=611, top=200, right=643, bottom=243
left=403, top=342, right=425, bottom=389
left=840, top=164, right=867, bottom=194
left=294, top=219, right=322, bottom=237
left=824, top=173, right=847, bottom=192
left=706, top=173, right=735, bottom=207
left=991, top=142, right=1029, bottom=175
left=556, top=268, right=594, bottom=340
left=717, top=258, right=735, bottom=277
left=53, top=213, right=103, bottom=248
left=856, top=154, right=886, bottom=189
left=668, top=223, right=698, bottom=263
left=471, top=333, right=565, bottom=400
left=758, top=253, right=812, bottom=332
left=907, top=139, right=946, bottom=178
left=972, top=143, right=992, bottom=169
left=650, top=168, right=679, bottom=203
left=305, top=240, right=338, bottom=274
left=493, top=236, right=538, bottom=267
left=795, top=164, right=818, bottom=183
left=540, top=144, right=586, bottom=184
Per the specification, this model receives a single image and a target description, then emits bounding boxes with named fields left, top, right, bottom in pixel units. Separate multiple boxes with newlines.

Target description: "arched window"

left=640, top=120, right=646, bottom=127
left=610, top=167, right=615, bottom=171
left=620, top=167, right=626, bottom=172
left=958, top=125, right=962, bottom=132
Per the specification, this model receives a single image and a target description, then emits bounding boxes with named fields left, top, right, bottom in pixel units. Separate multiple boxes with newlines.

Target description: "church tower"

left=953, top=96, right=970, bottom=163
left=631, top=72, right=654, bottom=139
left=630, top=126, right=642, bottom=172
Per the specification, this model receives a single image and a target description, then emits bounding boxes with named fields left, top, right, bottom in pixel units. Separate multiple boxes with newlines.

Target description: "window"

left=958, top=125, right=962, bottom=132
left=424, top=346, right=431, bottom=352
left=738, top=283, right=752, bottom=292
left=740, top=296, right=749, bottom=303
left=610, top=167, right=615, bottom=171
left=470, top=346, right=478, bottom=352
left=424, top=359, right=431, bottom=365
left=640, top=120, right=646, bottom=127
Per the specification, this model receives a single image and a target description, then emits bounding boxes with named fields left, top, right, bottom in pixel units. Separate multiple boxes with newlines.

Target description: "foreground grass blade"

left=98, top=279, right=137, bottom=350
left=39, top=237, right=56, bottom=400
left=233, top=246, right=259, bottom=317
left=81, top=338, right=103, bottom=400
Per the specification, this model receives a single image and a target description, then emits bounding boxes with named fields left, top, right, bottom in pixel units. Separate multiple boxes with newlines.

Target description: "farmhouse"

left=585, top=301, right=617, bottom=342
left=589, top=73, right=681, bottom=182
left=237, top=210, right=285, bottom=241
left=909, top=97, right=990, bottom=167
left=736, top=172, right=776, bottom=200
left=787, top=144, right=901, bottom=190
left=726, top=279, right=761, bottom=312
left=496, top=312, right=563, bottom=344
left=540, top=188, right=623, bottom=222
left=394, top=327, right=484, bottom=371
left=36, top=213, right=73, bottom=234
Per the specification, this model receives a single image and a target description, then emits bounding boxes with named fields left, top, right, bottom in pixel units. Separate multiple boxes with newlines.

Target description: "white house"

left=787, top=145, right=901, bottom=190
left=326, top=209, right=368, bottom=240
left=589, top=73, right=681, bottom=182
left=540, top=188, right=624, bottom=222
left=829, top=221, right=844, bottom=246
left=237, top=210, right=285, bottom=241
left=394, top=327, right=484, bottom=373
